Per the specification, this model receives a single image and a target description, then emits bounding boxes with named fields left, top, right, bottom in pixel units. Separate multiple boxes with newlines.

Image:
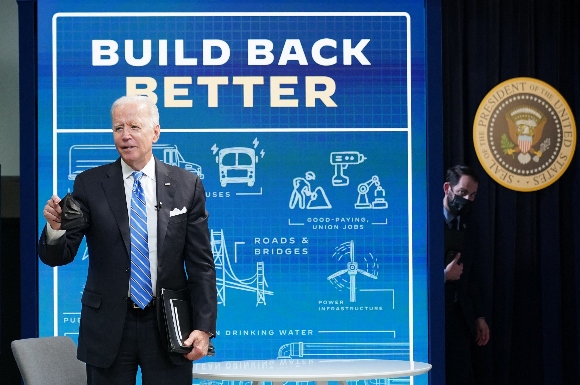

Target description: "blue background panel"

left=36, top=3, right=428, bottom=384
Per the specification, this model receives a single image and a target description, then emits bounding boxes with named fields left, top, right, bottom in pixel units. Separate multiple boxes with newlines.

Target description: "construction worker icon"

left=289, top=171, right=332, bottom=209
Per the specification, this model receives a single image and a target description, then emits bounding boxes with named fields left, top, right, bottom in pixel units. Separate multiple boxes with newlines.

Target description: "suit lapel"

left=102, top=159, right=131, bottom=257
left=155, top=158, right=175, bottom=257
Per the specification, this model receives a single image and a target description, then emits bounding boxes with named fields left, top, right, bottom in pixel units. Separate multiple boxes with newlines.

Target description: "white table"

left=192, top=358, right=431, bottom=385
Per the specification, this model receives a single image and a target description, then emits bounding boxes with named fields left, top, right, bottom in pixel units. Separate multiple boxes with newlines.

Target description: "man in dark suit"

left=39, top=95, right=217, bottom=384
left=443, top=165, right=490, bottom=385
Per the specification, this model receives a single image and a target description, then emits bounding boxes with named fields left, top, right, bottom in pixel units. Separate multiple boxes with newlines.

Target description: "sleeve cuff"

left=46, top=223, right=66, bottom=245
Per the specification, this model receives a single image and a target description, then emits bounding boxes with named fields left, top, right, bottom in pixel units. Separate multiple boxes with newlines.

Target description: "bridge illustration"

left=211, top=229, right=273, bottom=306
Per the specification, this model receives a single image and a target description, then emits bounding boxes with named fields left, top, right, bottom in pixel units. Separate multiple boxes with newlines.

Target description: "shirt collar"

left=121, top=157, right=156, bottom=182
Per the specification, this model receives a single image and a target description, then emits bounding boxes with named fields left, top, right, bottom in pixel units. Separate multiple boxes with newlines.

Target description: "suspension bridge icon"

left=327, top=240, right=378, bottom=302
left=211, top=229, right=273, bottom=306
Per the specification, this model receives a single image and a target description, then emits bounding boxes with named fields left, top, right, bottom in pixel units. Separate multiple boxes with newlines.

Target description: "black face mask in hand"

left=58, top=193, right=87, bottom=230
left=447, top=191, right=473, bottom=216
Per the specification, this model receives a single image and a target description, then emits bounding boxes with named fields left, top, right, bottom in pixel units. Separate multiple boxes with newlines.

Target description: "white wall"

left=0, top=0, right=20, bottom=177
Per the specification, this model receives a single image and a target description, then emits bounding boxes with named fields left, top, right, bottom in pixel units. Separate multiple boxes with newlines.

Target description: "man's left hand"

left=475, top=318, right=490, bottom=346
left=183, top=330, right=211, bottom=361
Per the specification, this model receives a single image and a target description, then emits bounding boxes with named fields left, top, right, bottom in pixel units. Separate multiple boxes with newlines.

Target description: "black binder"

left=160, top=288, right=215, bottom=356
left=160, top=288, right=193, bottom=354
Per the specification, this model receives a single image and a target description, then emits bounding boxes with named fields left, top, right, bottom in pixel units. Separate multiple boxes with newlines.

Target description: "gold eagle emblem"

left=503, top=106, right=549, bottom=164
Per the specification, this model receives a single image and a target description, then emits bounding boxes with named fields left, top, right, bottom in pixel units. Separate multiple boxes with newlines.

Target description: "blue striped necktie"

left=130, top=171, right=153, bottom=309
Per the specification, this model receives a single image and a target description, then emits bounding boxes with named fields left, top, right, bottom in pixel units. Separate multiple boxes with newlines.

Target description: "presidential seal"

left=473, top=77, right=576, bottom=192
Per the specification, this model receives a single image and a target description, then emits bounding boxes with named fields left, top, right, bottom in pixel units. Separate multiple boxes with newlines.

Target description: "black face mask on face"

left=447, top=190, right=473, bottom=216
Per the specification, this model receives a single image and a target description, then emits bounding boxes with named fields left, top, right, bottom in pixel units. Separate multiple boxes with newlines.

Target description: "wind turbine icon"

left=327, top=240, right=378, bottom=302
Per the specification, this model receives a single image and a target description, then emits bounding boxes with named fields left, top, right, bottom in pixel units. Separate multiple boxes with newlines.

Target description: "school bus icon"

left=216, top=147, right=259, bottom=187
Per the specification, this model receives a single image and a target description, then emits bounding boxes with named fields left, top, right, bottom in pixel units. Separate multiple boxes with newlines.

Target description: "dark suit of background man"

left=443, top=165, right=490, bottom=385
left=39, top=95, right=217, bottom=385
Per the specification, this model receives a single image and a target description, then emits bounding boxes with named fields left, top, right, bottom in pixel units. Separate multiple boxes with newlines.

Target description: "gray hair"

left=111, top=95, right=159, bottom=129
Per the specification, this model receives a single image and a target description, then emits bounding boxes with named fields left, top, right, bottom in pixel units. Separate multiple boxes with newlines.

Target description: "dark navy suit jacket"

left=39, top=157, right=217, bottom=368
left=444, top=211, right=484, bottom=336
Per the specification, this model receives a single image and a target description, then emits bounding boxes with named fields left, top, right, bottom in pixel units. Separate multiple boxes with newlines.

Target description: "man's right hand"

left=43, top=195, right=62, bottom=230
left=445, top=252, right=463, bottom=281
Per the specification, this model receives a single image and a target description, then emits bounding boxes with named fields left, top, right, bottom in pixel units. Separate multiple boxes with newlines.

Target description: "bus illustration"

left=216, top=147, right=258, bottom=187
left=68, top=144, right=203, bottom=180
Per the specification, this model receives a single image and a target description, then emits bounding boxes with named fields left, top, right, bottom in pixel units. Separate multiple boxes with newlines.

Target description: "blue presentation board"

left=36, top=2, right=429, bottom=384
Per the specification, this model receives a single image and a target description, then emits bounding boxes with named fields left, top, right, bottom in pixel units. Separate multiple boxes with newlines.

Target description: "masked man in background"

left=443, top=165, right=490, bottom=384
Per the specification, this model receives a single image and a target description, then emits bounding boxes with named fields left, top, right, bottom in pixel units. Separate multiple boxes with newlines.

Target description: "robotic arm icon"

left=355, top=175, right=388, bottom=209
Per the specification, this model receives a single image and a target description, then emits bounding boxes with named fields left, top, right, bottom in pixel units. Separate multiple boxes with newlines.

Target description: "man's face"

left=112, top=102, right=160, bottom=170
left=443, top=175, right=478, bottom=210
